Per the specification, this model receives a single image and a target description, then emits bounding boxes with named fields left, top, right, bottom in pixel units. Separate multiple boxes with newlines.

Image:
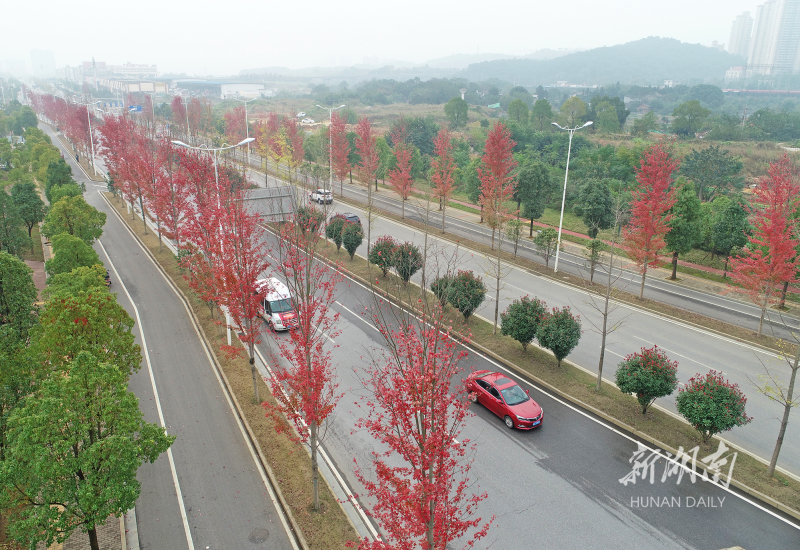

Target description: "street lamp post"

left=550, top=120, right=593, bottom=273
left=73, top=98, right=101, bottom=176
left=316, top=104, right=346, bottom=194
left=172, top=137, right=255, bottom=346
left=233, top=97, right=257, bottom=169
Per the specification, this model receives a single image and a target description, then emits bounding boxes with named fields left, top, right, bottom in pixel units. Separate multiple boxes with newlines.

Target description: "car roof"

left=477, top=371, right=517, bottom=389
left=256, top=277, right=291, bottom=300
left=343, top=212, right=359, bottom=218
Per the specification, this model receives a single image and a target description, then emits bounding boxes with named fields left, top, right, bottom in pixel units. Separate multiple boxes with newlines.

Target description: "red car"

left=467, top=370, right=543, bottom=430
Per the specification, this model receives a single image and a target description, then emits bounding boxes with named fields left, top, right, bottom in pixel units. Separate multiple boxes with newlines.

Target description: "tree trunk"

left=311, top=420, right=320, bottom=511
left=493, top=254, right=501, bottom=335
left=480, top=204, right=483, bottom=223
left=597, top=250, right=615, bottom=391
left=139, top=196, right=147, bottom=235
left=349, top=169, right=352, bottom=184
left=723, top=255, right=729, bottom=279
left=490, top=226, right=495, bottom=251
left=670, top=250, right=678, bottom=280
left=768, top=349, right=798, bottom=477
left=778, top=281, right=789, bottom=310
left=530, top=217, right=534, bottom=237
left=758, top=304, right=766, bottom=338
left=401, top=199, right=405, bottom=219
left=441, top=201, right=446, bottom=233
left=88, top=527, right=100, bottom=550
left=250, top=354, right=260, bottom=402
left=639, top=260, right=648, bottom=300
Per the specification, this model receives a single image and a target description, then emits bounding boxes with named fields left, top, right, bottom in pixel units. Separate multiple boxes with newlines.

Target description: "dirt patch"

left=104, top=194, right=358, bottom=549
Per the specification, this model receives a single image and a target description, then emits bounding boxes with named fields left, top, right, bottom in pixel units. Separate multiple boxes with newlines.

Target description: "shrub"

left=500, top=296, right=547, bottom=351
left=369, top=235, right=397, bottom=277
left=448, top=270, right=486, bottom=322
left=676, top=371, right=752, bottom=443
left=430, top=274, right=453, bottom=307
left=536, top=306, right=581, bottom=367
left=391, top=242, right=423, bottom=283
left=534, top=227, right=559, bottom=267
left=325, top=214, right=346, bottom=251
left=295, top=205, right=325, bottom=234
left=342, top=222, right=364, bottom=260
left=615, top=346, right=678, bottom=415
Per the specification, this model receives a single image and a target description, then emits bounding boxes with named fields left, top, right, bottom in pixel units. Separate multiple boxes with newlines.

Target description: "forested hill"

left=460, top=37, right=743, bottom=87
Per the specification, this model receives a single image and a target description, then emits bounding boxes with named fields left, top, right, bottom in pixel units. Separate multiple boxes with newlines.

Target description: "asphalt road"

left=253, top=226, right=800, bottom=550
left=42, top=124, right=297, bottom=550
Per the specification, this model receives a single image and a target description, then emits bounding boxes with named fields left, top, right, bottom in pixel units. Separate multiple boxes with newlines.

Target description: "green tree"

left=507, top=99, right=529, bottom=124
left=671, top=100, right=711, bottom=137
left=49, top=182, right=84, bottom=204
left=44, top=158, right=76, bottom=203
left=665, top=178, right=702, bottom=279
left=588, top=96, right=629, bottom=128
left=573, top=179, right=614, bottom=238
left=42, top=195, right=106, bottom=245
left=11, top=181, right=45, bottom=241
left=594, top=101, right=620, bottom=133
left=325, top=214, right=346, bottom=251
left=0, top=252, right=38, bottom=339
left=615, top=346, right=678, bottom=414
left=676, top=370, right=751, bottom=443
left=42, top=265, right=108, bottom=301
left=711, top=195, right=750, bottom=277
left=391, top=242, right=423, bottom=283
left=0, top=352, right=173, bottom=550
left=534, top=227, right=560, bottom=267
left=448, top=270, right=486, bottom=322
left=0, top=192, right=28, bottom=256
left=444, top=97, right=469, bottom=128
left=515, top=158, right=557, bottom=236
left=680, top=145, right=744, bottom=202
left=34, top=283, right=139, bottom=376
left=342, top=222, right=363, bottom=260
left=505, top=219, right=523, bottom=256
left=369, top=235, right=396, bottom=277
left=500, top=296, right=547, bottom=351
left=531, top=99, right=553, bottom=131
left=45, top=233, right=102, bottom=277
left=560, top=96, right=587, bottom=127
left=631, top=111, right=659, bottom=137
left=536, top=306, right=581, bottom=367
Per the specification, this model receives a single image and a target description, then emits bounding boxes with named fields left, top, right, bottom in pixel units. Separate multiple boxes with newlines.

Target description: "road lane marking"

left=98, top=240, right=196, bottom=550
left=99, top=193, right=300, bottom=550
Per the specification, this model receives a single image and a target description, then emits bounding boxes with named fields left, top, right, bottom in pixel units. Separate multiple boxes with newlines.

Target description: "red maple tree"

left=623, top=143, right=678, bottom=299
left=330, top=111, right=350, bottom=195
left=264, top=211, right=343, bottom=512
left=224, top=105, right=247, bottom=146
left=97, top=114, right=140, bottom=213
left=170, top=96, right=187, bottom=139
left=430, top=129, right=457, bottom=233
left=356, top=117, right=380, bottom=260
left=187, top=98, right=203, bottom=144
left=355, top=304, right=492, bottom=550
left=731, top=155, right=800, bottom=336
left=478, top=122, right=517, bottom=250
left=282, top=117, right=304, bottom=183
left=388, top=123, right=414, bottom=218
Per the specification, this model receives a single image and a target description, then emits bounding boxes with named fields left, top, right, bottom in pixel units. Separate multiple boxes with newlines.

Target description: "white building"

left=728, top=12, right=754, bottom=58
left=220, top=83, right=265, bottom=99
left=747, top=0, right=800, bottom=75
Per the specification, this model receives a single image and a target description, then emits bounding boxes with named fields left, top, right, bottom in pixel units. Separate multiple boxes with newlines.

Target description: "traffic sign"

left=129, top=105, right=142, bottom=112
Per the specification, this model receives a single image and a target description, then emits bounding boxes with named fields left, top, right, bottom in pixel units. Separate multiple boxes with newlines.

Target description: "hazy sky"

left=5, top=0, right=757, bottom=75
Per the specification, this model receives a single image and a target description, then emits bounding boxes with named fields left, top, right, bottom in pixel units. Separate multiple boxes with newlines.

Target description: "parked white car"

left=301, top=118, right=315, bottom=124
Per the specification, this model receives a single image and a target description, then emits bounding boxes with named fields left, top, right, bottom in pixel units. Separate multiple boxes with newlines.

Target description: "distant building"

left=747, top=0, right=800, bottom=75
left=30, top=50, right=56, bottom=78
left=725, top=66, right=747, bottom=81
left=711, top=40, right=726, bottom=51
left=729, top=12, right=754, bottom=58
left=663, top=80, right=676, bottom=88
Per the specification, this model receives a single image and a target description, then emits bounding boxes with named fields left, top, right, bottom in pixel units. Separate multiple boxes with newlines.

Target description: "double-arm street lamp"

left=316, top=104, right=346, bottom=194
left=171, top=137, right=255, bottom=345
left=73, top=98, right=101, bottom=176
left=550, top=120, right=593, bottom=273
left=233, top=97, right=257, bottom=169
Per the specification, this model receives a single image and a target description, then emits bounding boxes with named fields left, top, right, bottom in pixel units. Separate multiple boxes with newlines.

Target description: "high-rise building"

left=748, top=0, right=800, bottom=75
left=30, top=49, right=56, bottom=78
left=728, top=11, right=754, bottom=58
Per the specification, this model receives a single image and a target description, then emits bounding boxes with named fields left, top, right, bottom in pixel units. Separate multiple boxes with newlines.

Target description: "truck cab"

left=256, top=277, right=298, bottom=332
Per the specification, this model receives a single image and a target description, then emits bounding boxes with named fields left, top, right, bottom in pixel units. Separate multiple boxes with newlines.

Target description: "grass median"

left=312, top=233, right=800, bottom=518
left=104, top=193, right=358, bottom=550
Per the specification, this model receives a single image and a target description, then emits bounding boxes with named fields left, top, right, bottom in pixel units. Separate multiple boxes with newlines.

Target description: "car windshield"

left=270, top=299, right=293, bottom=313
left=500, top=384, right=529, bottom=406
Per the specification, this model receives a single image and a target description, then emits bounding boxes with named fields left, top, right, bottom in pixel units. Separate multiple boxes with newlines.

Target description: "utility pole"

left=316, top=104, right=346, bottom=194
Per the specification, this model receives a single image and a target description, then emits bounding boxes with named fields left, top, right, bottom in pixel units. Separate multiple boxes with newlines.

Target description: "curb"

left=100, top=193, right=310, bottom=550
left=315, top=242, right=800, bottom=525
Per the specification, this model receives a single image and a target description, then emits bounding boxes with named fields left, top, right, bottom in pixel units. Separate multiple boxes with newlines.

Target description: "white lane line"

left=631, top=335, right=723, bottom=374
left=98, top=240, right=196, bottom=550
left=328, top=254, right=800, bottom=530
left=99, top=193, right=300, bottom=550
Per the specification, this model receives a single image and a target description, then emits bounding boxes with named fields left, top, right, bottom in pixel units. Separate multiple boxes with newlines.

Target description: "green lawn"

left=18, top=224, right=44, bottom=263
